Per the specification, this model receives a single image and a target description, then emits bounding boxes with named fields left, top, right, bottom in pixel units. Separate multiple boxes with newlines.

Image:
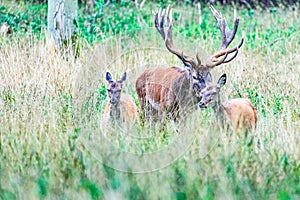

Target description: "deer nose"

left=110, top=99, right=117, bottom=104
left=198, top=101, right=206, bottom=108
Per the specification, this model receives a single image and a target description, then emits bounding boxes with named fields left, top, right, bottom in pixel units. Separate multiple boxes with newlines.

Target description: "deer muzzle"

left=198, top=101, right=207, bottom=109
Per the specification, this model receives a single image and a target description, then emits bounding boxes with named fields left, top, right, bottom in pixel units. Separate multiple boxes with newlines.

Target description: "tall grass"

left=0, top=4, right=299, bottom=199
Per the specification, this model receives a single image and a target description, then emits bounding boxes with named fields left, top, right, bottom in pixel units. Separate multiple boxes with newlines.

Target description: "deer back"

left=222, top=98, right=257, bottom=133
left=136, top=67, right=195, bottom=110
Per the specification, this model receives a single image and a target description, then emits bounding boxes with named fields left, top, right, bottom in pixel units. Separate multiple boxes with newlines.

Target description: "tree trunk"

left=47, top=0, right=78, bottom=47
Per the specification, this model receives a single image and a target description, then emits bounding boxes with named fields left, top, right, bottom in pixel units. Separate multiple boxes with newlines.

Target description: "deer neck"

left=175, top=72, right=192, bottom=94
left=171, top=71, right=201, bottom=117
left=212, top=98, right=226, bottom=128
left=185, top=72, right=200, bottom=100
left=109, top=102, right=121, bottom=121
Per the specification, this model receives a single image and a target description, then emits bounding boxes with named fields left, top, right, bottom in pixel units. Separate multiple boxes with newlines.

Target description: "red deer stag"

left=136, top=6, right=244, bottom=122
left=103, top=72, right=140, bottom=128
left=198, top=74, right=257, bottom=134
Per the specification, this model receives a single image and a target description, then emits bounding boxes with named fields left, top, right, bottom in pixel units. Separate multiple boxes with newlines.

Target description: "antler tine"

left=210, top=5, right=239, bottom=50
left=206, top=51, right=229, bottom=68
left=223, top=47, right=239, bottom=63
left=209, top=5, right=222, bottom=22
left=205, top=6, right=244, bottom=68
left=154, top=6, right=196, bottom=67
left=196, top=54, right=201, bottom=66
left=212, top=37, right=244, bottom=58
left=154, top=8, right=165, bottom=40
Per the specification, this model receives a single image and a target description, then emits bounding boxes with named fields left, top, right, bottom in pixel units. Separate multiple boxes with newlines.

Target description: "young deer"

left=103, top=72, right=139, bottom=128
left=136, top=6, right=244, bottom=122
left=198, top=74, right=257, bottom=134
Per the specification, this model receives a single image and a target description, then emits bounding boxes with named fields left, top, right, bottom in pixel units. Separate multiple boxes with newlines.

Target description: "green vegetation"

left=0, top=0, right=299, bottom=199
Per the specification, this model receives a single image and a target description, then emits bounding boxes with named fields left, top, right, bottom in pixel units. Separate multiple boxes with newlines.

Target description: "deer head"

left=154, top=6, right=243, bottom=90
left=198, top=73, right=258, bottom=133
left=106, top=72, right=127, bottom=104
left=198, top=73, right=226, bottom=108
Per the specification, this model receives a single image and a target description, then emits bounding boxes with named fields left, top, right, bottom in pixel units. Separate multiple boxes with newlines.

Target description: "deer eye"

left=192, top=75, right=198, bottom=80
left=193, top=84, right=200, bottom=90
left=107, top=89, right=111, bottom=92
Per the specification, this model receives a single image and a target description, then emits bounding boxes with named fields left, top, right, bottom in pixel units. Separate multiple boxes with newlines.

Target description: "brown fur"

left=222, top=98, right=258, bottom=133
left=136, top=66, right=201, bottom=122
left=103, top=94, right=139, bottom=128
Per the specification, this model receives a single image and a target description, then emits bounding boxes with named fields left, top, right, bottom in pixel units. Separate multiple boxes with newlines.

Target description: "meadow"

left=0, top=1, right=299, bottom=199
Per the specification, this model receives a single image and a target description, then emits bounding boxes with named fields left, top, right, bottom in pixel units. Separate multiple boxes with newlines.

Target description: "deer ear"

left=119, top=72, right=127, bottom=82
left=206, top=72, right=212, bottom=83
left=106, top=72, right=113, bottom=82
left=217, top=73, right=227, bottom=88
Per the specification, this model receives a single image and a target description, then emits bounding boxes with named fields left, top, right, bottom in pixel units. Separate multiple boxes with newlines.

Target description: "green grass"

left=0, top=1, right=300, bottom=199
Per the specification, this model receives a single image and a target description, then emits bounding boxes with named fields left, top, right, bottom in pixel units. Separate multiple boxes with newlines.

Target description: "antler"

left=154, top=6, right=197, bottom=67
left=206, top=5, right=244, bottom=68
